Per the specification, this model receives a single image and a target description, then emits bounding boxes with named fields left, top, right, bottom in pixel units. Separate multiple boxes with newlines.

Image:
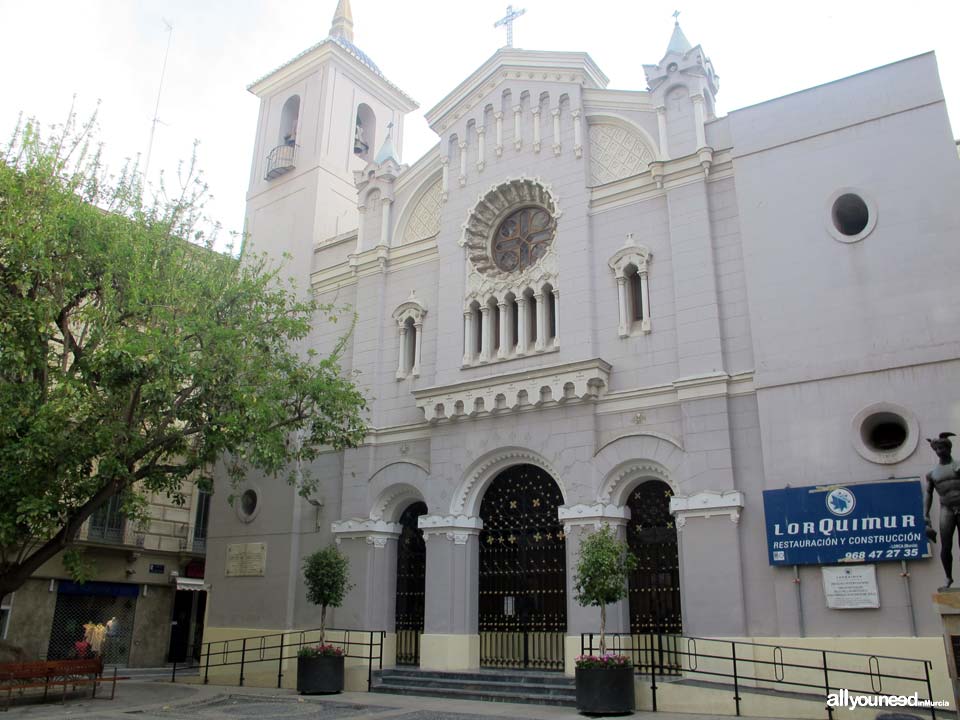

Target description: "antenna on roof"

left=144, top=18, right=173, bottom=181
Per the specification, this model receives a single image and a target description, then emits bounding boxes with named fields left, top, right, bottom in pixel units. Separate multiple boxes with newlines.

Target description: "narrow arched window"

left=625, top=264, right=643, bottom=322
left=355, top=103, right=376, bottom=161
left=279, top=95, right=300, bottom=147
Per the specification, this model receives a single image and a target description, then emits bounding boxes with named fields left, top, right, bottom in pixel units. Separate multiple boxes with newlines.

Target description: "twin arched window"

left=608, top=239, right=652, bottom=337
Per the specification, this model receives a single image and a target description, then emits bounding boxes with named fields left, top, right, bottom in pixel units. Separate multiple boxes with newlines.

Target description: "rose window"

left=492, top=207, right=556, bottom=272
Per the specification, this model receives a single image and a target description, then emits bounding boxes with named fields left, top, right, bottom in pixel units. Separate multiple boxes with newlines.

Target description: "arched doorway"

left=395, top=501, right=427, bottom=665
left=627, top=480, right=682, bottom=644
left=478, top=464, right=565, bottom=670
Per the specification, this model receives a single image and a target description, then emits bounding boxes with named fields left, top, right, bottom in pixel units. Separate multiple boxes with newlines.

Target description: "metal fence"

left=582, top=632, right=938, bottom=720
left=48, top=592, right=137, bottom=666
left=171, top=627, right=384, bottom=691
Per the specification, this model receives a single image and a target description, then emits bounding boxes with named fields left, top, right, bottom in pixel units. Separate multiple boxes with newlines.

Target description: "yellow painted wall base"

left=199, top=627, right=396, bottom=692
left=418, top=634, right=480, bottom=671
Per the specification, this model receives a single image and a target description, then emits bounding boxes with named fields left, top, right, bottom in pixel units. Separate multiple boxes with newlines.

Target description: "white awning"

left=175, top=578, right=209, bottom=592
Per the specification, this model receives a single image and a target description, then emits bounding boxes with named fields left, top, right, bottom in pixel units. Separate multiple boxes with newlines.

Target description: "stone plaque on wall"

left=225, top=542, right=266, bottom=577
left=822, top=565, right=879, bottom=609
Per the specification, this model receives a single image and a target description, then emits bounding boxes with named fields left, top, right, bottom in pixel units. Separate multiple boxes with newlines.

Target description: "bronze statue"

left=925, top=432, right=960, bottom=591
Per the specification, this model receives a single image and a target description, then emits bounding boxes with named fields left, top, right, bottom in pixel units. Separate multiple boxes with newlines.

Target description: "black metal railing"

left=581, top=632, right=938, bottom=720
left=265, top=144, right=296, bottom=179
left=171, top=627, right=384, bottom=691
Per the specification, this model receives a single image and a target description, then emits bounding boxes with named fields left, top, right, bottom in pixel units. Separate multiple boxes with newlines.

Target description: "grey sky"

left=2, top=0, right=958, bottom=245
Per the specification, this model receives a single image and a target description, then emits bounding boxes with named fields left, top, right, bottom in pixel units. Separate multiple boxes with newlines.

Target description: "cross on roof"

left=494, top=5, right=526, bottom=48
left=673, top=9, right=681, bottom=22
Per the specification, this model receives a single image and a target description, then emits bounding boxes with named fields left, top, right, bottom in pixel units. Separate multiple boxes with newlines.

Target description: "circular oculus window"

left=492, top=206, right=556, bottom=272
left=851, top=403, right=918, bottom=465
left=236, top=487, right=262, bottom=522
left=826, top=188, right=877, bottom=243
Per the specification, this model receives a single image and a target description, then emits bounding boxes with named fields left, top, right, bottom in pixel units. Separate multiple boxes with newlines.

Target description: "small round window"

left=826, top=189, right=876, bottom=243
left=851, top=403, right=918, bottom=465
left=492, top=206, right=556, bottom=273
left=236, top=488, right=261, bottom=522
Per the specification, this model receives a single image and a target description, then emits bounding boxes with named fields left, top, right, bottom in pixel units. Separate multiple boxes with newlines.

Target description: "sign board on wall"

left=225, top=542, right=267, bottom=577
left=762, top=480, right=925, bottom=566
left=822, top=565, right=880, bottom=609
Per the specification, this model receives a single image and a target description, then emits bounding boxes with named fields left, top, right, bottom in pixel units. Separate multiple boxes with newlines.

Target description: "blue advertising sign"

left=762, top=480, right=926, bottom=566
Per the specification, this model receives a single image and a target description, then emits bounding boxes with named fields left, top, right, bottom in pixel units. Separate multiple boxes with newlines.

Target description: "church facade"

left=205, top=0, right=960, bottom=683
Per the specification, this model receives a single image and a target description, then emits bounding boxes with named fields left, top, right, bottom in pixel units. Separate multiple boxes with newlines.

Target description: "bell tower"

left=243, top=0, right=418, bottom=287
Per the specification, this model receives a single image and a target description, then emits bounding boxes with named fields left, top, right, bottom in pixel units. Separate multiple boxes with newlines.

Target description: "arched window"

left=393, top=292, right=426, bottom=379
left=279, top=95, right=300, bottom=147
left=355, top=103, right=376, bottom=161
left=609, top=238, right=652, bottom=337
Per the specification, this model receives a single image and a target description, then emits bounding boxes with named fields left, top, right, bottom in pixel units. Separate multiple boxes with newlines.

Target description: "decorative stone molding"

left=418, top=514, right=483, bottom=543
left=459, top=176, right=562, bottom=279
left=330, top=518, right=402, bottom=547
left=608, top=234, right=652, bottom=336
left=392, top=291, right=427, bottom=379
left=670, top=490, right=744, bottom=530
left=369, top=478, right=427, bottom=522
left=597, top=460, right=674, bottom=505
left=558, top=503, right=630, bottom=534
left=672, top=371, right=735, bottom=402
left=588, top=122, right=656, bottom=186
left=451, top=448, right=565, bottom=516
left=414, top=357, right=611, bottom=423
left=401, top=178, right=442, bottom=245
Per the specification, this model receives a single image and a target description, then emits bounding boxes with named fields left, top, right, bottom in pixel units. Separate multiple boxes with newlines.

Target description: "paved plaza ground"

left=0, top=679, right=803, bottom=720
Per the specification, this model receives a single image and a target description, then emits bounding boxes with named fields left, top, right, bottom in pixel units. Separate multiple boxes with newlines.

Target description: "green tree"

left=573, top=525, right=638, bottom=655
left=0, top=110, right=367, bottom=598
left=302, top=545, right=352, bottom=644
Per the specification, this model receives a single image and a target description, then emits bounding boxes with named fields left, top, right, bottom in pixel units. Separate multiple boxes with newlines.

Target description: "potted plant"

left=573, top=524, right=638, bottom=715
left=298, top=545, right=353, bottom=694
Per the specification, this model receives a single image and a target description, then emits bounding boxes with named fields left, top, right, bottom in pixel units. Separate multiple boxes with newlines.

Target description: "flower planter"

left=297, top=654, right=344, bottom=694
left=575, top=665, right=635, bottom=715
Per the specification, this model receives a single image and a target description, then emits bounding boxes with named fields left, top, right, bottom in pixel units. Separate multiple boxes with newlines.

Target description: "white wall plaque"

left=226, top=542, right=267, bottom=577
left=822, top=565, right=879, bottom=609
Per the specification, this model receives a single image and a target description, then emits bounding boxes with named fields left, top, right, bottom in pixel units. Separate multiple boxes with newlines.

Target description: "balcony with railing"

left=265, top=143, right=296, bottom=180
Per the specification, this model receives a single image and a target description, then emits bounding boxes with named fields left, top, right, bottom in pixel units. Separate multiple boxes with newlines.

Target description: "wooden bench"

left=0, top=657, right=121, bottom=710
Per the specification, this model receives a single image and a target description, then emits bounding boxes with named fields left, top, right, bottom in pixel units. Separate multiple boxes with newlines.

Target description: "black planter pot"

left=297, top=654, right=344, bottom=694
left=575, top=665, right=635, bottom=715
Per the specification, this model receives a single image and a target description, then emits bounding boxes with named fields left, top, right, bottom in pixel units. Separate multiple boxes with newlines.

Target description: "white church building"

left=205, top=0, right=960, bottom=698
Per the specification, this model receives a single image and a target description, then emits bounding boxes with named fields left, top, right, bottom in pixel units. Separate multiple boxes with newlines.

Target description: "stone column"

left=354, top=204, right=367, bottom=254
left=497, top=300, right=510, bottom=359
left=330, top=520, right=402, bottom=633
left=458, top=141, right=467, bottom=187
left=691, top=94, right=707, bottom=150
left=551, top=288, right=560, bottom=344
left=670, top=491, right=746, bottom=636
left=418, top=516, right=483, bottom=671
left=395, top=324, right=408, bottom=379
left=513, top=104, right=522, bottom=151
left=476, top=125, right=486, bottom=171
left=494, top=111, right=504, bottom=157
left=616, top=276, right=629, bottom=338
left=558, top=505, right=632, bottom=677
left=516, top=297, right=529, bottom=354
left=380, top=197, right=392, bottom=247
left=412, top=320, right=423, bottom=377
left=462, top=310, right=474, bottom=364
left=534, top=291, right=546, bottom=351
left=532, top=106, right=541, bottom=152
left=639, top=268, right=651, bottom=333
left=656, top=105, right=669, bottom=160
left=572, top=109, right=582, bottom=158
left=479, top=305, right=492, bottom=362
left=551, top=107, right=561, bottom=156
left=440, top=157, right=449, bottom=202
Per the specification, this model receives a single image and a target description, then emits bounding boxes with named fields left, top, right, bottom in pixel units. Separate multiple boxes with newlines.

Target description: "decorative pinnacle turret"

left=329, top=0, right=354, bottom=42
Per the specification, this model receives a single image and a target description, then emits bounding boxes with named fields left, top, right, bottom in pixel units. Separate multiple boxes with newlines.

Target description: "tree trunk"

left=599, top=603, right=607, bottom=655
left=319, top=605, right=327, bottom=645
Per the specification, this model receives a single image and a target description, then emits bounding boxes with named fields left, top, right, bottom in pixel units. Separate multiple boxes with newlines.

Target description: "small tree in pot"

left=573, top=524, right=638, bottom=715
left=298, top=545, right=353, bottom=694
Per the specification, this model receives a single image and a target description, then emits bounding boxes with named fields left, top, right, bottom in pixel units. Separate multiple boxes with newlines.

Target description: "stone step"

left=371, top=668, right=576, bottom=707
left=370, top=682, right=576, bottom=707
left=376, top=674, right=575, bottom=697
left=376, top=668, right=572, bottom=686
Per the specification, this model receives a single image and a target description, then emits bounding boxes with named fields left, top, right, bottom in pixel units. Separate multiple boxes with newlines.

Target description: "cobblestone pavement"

left=0, top=680, right=803, bottom=720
